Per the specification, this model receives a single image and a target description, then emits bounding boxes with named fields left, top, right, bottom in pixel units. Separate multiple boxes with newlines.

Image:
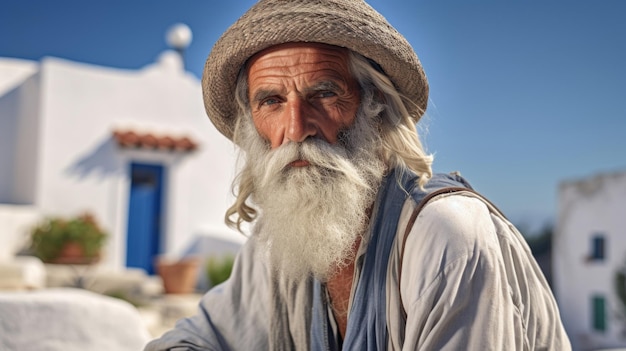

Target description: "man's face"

left=246, top=42, right=361, bottom=153
left=239, top=43, right=386, bottom=280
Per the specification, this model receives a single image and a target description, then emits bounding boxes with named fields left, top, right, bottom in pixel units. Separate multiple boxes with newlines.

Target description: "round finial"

left=166, top=23, right=192, bottom=50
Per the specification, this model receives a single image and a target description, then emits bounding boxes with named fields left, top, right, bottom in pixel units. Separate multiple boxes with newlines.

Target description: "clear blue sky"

left=1, top=0, right=625, bottom=233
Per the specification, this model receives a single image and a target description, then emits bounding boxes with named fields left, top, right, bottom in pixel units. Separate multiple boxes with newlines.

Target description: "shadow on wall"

left=65, top=137, right=123, bottom=180
left=65, top=135, right=191, bottom=181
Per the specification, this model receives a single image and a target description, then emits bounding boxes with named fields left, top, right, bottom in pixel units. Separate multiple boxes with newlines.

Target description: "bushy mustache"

left=254, top=138, right=369, bottom=191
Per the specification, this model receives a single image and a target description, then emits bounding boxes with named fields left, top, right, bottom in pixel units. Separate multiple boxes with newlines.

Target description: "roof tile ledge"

left=112, top=129, right=198, bottom=152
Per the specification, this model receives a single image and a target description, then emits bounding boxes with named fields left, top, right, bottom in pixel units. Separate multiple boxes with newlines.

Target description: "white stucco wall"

left=0, top=59, right=41, bottom=205
left=15, top=52, right=240, bottom=269
left=0, top=58, right=37, bottom=96
left=13, top=73, right=42, bottom=206
left=555, top=171, right=626, bottom=350
left=0, top=205, right=41, bottom=260
left=0, top=87, right=19, bottom=201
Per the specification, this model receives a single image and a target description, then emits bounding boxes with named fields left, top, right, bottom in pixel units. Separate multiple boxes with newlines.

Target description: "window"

left=591, top=235, right=606, bottom=261
left=592, top=295, right=606, bottom=332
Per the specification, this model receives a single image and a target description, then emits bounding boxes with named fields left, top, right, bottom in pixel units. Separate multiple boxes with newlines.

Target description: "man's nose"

left=283, top=99, right=316, bottom=144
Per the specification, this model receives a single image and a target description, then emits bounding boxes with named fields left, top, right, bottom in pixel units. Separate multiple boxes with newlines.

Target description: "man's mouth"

left=289, top=160, right=310, bottom=167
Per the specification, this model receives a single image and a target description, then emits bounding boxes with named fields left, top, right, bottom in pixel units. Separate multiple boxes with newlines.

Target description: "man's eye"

left=261, top=98, right=280, bottom=106
left=317, top=91, right=336, bottom=98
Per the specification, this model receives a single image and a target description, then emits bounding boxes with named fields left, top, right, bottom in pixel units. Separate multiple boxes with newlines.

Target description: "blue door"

left=126, top=163, right=164, bottom=274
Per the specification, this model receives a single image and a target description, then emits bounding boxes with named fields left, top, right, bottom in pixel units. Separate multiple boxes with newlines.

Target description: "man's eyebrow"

left=306, top=81, right=344, bottom=94
left=251, top=89, right=280, bottom=104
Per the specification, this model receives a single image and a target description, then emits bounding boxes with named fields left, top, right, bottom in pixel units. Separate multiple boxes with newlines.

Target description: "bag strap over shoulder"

left=397, top=186, right=507, bottom=316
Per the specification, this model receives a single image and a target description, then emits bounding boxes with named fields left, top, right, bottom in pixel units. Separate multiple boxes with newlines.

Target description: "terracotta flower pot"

left=156, top=257, right=200, bottom=294
left=51, top=242, right=100, bottom=265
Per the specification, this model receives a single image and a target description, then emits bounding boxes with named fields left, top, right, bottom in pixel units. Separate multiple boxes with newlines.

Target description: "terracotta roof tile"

left=113, top=130, right=198, bottom=152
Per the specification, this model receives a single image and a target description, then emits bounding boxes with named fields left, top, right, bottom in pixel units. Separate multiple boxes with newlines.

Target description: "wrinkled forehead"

left=244, top=42, right=352, bottom=77
left=244, top=43, right=354, bottom=88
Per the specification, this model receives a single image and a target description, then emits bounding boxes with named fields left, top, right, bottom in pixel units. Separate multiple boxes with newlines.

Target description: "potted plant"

left=156, top=256, right=201, bottom=294
left=29, top=212, right=107, bottom=264
left=205, top=254, right=235, bottom=288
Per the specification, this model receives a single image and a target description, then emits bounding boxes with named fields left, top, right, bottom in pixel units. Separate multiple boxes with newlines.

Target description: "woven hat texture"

left=202, top=0, right=429, bottom=140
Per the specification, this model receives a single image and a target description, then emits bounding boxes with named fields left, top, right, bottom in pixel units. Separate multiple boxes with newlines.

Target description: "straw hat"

left=202, top=0, right=428, bottom=141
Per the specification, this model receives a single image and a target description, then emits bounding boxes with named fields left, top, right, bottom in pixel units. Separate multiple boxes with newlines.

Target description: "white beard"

left=238, top=105, right=386, bottom=282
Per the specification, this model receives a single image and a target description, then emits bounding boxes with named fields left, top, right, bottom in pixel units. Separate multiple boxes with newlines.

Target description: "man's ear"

left=373, top=89, right=386, bottom=105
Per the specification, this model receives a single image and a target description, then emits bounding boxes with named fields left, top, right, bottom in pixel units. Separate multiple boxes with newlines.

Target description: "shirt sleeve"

left=144, top=238, right=271, bottom=351
left=399, top=194, right=571, bottom=351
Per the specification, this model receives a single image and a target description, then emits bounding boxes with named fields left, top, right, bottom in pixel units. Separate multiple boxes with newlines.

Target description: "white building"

left=555, top=170, right=626, bottom=351
left=0, top=48, right=245, bottom=275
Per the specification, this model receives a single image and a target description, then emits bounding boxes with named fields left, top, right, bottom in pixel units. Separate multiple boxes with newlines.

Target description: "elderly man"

left=147, top=0, right=571, bottom=350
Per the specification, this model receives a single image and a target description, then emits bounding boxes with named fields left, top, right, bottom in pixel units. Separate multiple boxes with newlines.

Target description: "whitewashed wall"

left=0, top=205, right=40, bottom=260
left=555, top=171, right=626, bottom=350
left=0, top=61, right=41, bottom=206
